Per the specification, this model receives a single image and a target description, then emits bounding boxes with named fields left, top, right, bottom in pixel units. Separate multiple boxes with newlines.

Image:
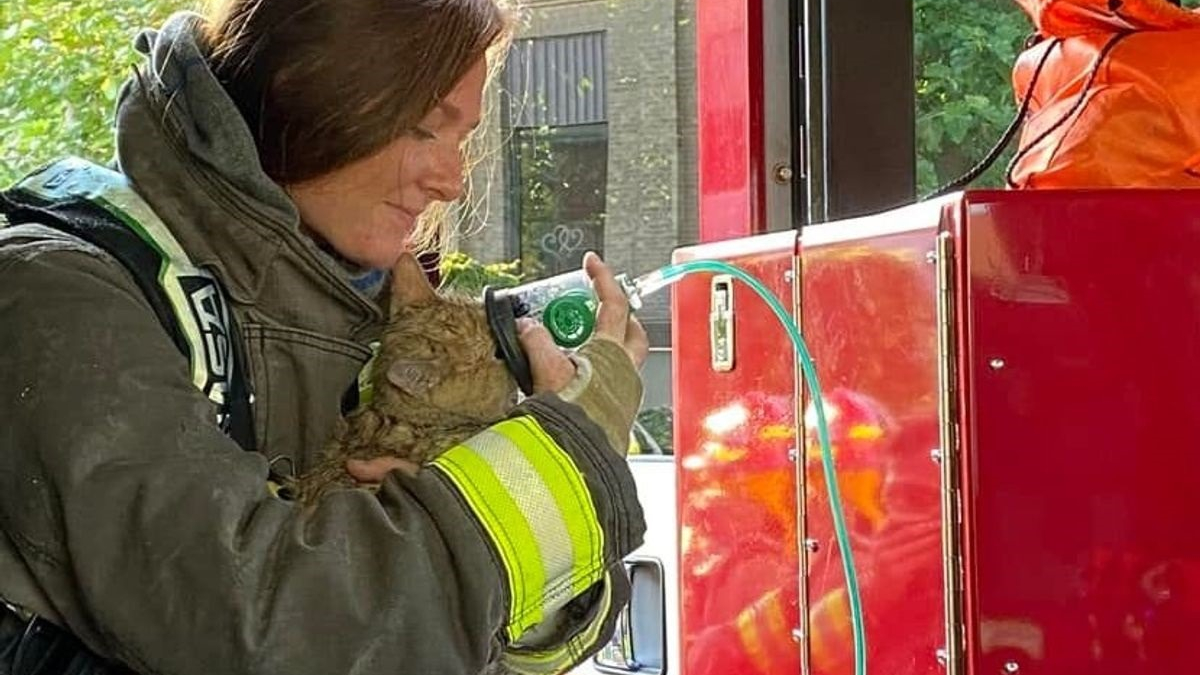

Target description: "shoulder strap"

left=0, top=158, right=256, bottom=452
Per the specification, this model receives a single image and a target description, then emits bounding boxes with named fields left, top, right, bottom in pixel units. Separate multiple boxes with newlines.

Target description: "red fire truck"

left=574, top=1, right=1200, bottom=674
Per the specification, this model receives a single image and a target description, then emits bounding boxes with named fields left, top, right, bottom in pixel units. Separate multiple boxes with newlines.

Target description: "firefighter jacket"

left=0, top=12, right=645, bottom=675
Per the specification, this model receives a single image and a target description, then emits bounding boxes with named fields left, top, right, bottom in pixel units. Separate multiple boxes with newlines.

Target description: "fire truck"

left=573, top=1, right=1200, bottom=674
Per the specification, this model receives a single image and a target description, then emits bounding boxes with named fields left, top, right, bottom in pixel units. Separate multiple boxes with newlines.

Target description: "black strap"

left=0, top=604, right=136, bottom=675
left=0, top=191, right=256, bottom=453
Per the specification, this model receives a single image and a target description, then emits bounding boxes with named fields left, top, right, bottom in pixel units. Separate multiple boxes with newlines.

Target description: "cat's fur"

left=292, top=253, right=518, bottom=504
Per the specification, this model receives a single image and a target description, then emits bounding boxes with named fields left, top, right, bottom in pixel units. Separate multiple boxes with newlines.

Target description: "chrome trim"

left=593, top=556, right=668, bottom=675
left=935, top=230, right=964, bottom=675
left=791, top=250, right=811, bottom=675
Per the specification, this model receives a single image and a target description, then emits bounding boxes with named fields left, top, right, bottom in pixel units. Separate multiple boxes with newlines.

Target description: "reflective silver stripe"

left=429, top=416, right=607, bottom=643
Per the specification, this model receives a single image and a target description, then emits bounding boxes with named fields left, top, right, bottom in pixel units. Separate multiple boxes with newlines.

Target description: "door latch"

left=710, top=274, right=735, bottom=371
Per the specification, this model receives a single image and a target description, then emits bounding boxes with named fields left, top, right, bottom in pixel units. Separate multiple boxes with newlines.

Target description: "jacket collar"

left=113, top=12, right=384, bottom=340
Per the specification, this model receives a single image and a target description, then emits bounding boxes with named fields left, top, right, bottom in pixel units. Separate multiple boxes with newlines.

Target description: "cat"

left=292, top=253, right=519, bottom=504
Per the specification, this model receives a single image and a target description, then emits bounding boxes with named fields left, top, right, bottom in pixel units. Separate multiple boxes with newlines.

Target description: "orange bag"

left=1007, top=0, right=1200, bottom=188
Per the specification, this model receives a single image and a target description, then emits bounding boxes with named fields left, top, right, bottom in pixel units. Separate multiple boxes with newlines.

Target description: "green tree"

left=0, top=0, right=188, bottom=184
left=914, top=0, right=1032, bottom=196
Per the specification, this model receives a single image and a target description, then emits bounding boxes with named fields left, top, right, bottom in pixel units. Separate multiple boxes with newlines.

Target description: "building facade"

left=457, top=0, right=698, bottom=352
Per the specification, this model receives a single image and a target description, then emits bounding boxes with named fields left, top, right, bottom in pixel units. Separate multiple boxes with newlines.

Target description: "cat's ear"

left=386, top=358, right=441, bottom=396
left=391, top=252, right=438, bottom=309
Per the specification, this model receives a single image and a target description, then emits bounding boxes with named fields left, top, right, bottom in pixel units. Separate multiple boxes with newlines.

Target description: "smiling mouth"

left=387, top=202, right=421, bottom=221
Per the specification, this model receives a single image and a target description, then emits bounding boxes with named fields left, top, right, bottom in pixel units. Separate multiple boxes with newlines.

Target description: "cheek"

left=386, top=141, right=421, bottom=191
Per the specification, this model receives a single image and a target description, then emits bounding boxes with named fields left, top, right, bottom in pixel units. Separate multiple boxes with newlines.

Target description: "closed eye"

left=411, top=127, right=437, bottom=141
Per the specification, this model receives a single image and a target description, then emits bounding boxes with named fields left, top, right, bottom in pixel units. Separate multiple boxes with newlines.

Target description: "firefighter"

left=0, top=1, right=648, bottom=674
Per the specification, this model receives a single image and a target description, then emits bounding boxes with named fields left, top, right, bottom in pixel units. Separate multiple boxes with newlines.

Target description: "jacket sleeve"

left=0, top=236, right=645, bottom=675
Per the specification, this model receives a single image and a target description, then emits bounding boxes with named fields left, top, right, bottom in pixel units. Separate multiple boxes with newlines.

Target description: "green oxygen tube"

left=484, top=259, right=867, bottom=675
left=629, top=260, right=869, bottom=675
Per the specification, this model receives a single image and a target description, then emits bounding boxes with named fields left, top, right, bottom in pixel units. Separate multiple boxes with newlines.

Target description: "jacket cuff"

left=501, top=565, right=632, bottom=674
left=556, top=338, right=644, bottom=455
left=421, top=409, right=643, bottom=648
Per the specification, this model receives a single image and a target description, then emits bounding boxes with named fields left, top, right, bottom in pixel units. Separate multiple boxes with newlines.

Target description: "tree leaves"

left=0, top=0, right=183, bottom=184
left=915, top=0, right=1033, bottom=194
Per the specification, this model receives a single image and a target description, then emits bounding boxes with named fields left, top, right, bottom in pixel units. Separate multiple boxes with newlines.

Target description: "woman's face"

left=288, top=57, right=487, bottom=270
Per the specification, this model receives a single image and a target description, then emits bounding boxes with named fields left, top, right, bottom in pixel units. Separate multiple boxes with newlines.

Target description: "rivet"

left=930, top=449, right=943, bottom=463
left=1004, top=661, right=1020, bottom=674
left=773, top=164, right=794, bottom=184
left=926, top=250, right=938, bottom=264
left=989, top=358, right=1006, bottom=370
left=936, top=648, right=948, bottom=666
left=787, top=447, right=799, bottom=462
left=804, top=538, right=820, bottom=553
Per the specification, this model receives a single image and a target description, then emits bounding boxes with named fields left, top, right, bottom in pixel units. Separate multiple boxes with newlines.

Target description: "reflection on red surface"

left=800, top=230, right=944, bottom=675
left=673, top=237, right=800, bottom=675
left=673, top=215, right=948, bottom=675
left=958, top=190, right=1200, bottom=675
left=672, top=191, right=1200, bottom=674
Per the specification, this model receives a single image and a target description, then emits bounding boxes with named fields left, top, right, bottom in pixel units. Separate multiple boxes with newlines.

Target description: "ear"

left=391, top=253, right=438, bottom=310
left=386, top=358, right=442, bottom=396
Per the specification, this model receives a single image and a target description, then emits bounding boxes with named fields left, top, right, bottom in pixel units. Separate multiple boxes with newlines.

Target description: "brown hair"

left=201, top=0, right=513, bottom=188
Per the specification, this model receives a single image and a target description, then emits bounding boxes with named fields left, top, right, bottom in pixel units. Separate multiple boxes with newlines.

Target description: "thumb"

left=517, top=318, right=576, bottom=393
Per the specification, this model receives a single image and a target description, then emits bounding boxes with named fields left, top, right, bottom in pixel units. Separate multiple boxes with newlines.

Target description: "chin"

left=346, top=234, right=410, bottom=271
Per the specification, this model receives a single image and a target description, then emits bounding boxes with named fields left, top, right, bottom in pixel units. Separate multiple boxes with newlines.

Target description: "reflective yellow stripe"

left=429, top=416, right=609, bottom=645
left=504, top=417, right=605, bottom=595
left=504, top=570, right=617, bottom=674
left=432, top=442, right=546, bottom=636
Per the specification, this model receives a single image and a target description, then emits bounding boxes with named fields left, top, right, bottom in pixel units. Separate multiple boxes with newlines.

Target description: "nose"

left=423, top=142, right=466, bottom=202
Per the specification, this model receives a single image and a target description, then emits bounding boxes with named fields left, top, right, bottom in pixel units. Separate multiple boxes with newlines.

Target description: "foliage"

left=914, top=0, right=1032, bottom=196
left=438, top=251, right=523, bottom=294
left=635, top=405, right=673, bottom=455
left=0, top=0, right=189, bottom=184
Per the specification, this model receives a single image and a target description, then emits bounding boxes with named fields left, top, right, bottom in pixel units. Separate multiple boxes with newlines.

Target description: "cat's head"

left=374, top=253, right=518, bottom=420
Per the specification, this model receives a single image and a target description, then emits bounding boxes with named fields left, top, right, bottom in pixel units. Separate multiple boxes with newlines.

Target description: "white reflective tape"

left=466, top=428, right=577, bottom=615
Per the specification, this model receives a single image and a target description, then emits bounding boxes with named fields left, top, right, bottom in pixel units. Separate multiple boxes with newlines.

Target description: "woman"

left=0, top=1, right=648, bottom=673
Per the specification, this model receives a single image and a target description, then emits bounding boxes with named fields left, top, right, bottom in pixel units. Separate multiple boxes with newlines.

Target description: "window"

left=512, top=123, right=608, bottom=276
left=504, top=32, right=609, bottom=277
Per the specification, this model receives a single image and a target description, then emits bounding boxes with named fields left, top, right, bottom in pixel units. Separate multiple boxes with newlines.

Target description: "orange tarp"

left=1008, top=0, right=1200, bottom=188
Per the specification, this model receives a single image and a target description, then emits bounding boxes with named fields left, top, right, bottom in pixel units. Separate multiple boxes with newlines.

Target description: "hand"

left=517, top=318, right=577, bottom=393
left=517, top=252, right=649, bottom=394
left=345, top=457, right=420, bottom=484
left=585, top=251, right=649, bottom=368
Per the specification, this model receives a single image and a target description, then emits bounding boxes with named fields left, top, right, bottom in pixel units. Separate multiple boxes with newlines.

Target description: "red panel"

left=957, top=190, right=1200, bottom=675
left=798, top=203, right=945, bottom=675
left=695, top=0, right=764, bottom=243
left=672, top=231, right=800, bottom=675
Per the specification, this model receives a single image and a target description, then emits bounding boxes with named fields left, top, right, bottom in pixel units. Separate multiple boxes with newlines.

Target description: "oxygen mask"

left=484, top=268, right=669, bottom=394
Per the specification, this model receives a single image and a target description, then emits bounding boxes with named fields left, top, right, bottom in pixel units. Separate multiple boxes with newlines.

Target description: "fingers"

left=517, top=318, right=577, bottom=393
left=584, top=251, right=630, bottom=342
left=346, top=456, right=420, bottom=483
